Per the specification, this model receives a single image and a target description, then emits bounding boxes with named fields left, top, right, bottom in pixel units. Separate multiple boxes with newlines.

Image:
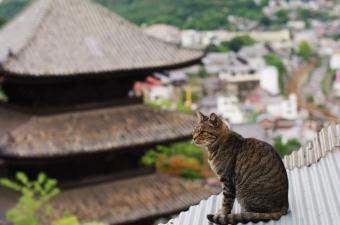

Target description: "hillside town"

left=140, top=3, right=340, bottom=149
left=0, top=0, right=340, bottom=225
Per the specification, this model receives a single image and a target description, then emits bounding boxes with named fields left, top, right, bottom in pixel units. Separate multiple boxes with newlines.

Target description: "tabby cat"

left=192, top=111, right=289, bottom=225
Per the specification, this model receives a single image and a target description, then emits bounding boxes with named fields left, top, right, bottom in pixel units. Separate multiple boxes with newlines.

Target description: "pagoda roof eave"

left=1, top=56, right=204, bottom=83
left=0, top=104, right=197, bottom=159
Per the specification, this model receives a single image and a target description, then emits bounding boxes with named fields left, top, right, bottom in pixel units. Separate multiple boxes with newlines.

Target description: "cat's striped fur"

left=192, top=112, right=289, bottom=225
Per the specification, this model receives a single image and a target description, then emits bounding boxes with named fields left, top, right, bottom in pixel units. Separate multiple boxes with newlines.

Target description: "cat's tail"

left=207, top=211, right=286, bottom=225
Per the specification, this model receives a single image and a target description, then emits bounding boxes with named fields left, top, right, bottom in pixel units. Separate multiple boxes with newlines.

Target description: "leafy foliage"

left=0, top=15, right=7, bottom=27
left=98, top=0, right=267, bottom=30
left=0, top=0, right=30, bottom=20
left=274, top=137, right=301, bottom=158
left=297, top=40, right=314, bottom=61
left=210, top=35, right=255, bottom=53
left=0, top=172, right=108, bottom=225
left=1, top=0, right=268, bottom=31
left=228, top=35, right=255, bottom=52
left=51, top=215, right=107, bottom=225
left=0, top=172, right=60, bottom=225
left=0, top=84, right=8, bottom=102
left=144, top=98, right=192, bottom=112
left=306, top=95, right=314, bottom=103
left=142, top=142, right=213, bottom=179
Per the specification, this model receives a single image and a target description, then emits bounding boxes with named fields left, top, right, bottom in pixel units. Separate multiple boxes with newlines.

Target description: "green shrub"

left=274, top=137, right=301, bottom=158
left=1, top=172, right=108, bottom=225
left=0, top=172, right=60, bottom=225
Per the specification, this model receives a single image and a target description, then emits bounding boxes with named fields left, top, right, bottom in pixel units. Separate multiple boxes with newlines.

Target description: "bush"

left=142, top=142, right=214, bottom=179
left=0, top=172, right=108, bottom=225
left=306, top=95, right=314, bottom=103
left=144, top=98, right=192, bottom=112
left=274, top=137, right=301, bottom=158
left=297, top=40, right=314, bottom=61
left=0, top=172, right=60, bottom=225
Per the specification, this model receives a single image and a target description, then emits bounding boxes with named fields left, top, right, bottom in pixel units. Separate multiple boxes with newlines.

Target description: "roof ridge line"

left=0, top=116, right=37, bottom=150
left=283, top=123, right=340, bottom=169
left=0, top=0, right=52, bottom=64
left=5, top=0, right=53, bottom=63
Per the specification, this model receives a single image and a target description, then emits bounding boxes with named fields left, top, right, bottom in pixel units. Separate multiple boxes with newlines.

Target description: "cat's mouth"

left=193, top=141, right=209, bottom=147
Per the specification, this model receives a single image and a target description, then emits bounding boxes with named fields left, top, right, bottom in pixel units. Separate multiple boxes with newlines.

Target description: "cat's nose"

left=193, top=134, right=198, bottom=141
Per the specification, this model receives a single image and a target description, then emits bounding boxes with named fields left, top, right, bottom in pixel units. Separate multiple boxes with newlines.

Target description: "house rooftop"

left=231, top=122, right=272, bottom=144
left=0, top=104, right=196, bottom=158
left=0, top=0, right=204, bottom=77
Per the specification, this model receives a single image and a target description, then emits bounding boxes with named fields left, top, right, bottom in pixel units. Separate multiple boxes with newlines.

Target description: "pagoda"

left=0, top=1, right=220, bottom=224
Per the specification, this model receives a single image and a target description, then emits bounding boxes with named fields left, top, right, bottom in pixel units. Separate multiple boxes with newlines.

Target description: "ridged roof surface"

left=44, top=174, right=221, bottom=225
left=0, top=0, right=204, bottom=76
left=160, top=124, right=340, bottom=225
left=0, top=104, right=197, bottom=158
left=283, top=124, right=340, bottom=169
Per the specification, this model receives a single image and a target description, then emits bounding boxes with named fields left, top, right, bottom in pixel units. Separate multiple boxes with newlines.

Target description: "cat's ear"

left=209, top=113, right=221, bottom=127
left=196, top=111, right=206, bottom=121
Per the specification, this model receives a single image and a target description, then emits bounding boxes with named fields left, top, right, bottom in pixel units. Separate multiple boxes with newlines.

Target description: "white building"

left=261, top=93, right=298, bottom=120
left=330, top=52, right=340, bottom=70
left=217, top=95, right=245, bottom=124
left=280, top=93, right=298, bottom=120
left=149, top=86, right=172, bottom=102
left=259, top=66, right=280, bottom=95
left=287, top=21, right=306, bottom=30
left=144, top=24, right=181, bottom=44
left=180, top=30, right=202, bottom=47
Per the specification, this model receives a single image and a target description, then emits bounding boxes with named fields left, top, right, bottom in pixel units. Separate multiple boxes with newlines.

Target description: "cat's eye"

left=200, top=131, right=207, bottom=134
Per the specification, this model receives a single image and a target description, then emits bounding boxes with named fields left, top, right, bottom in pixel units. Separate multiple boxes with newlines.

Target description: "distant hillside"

left=0, top=0, right=268, bottom=30
left=0, top=0, right=30, bottom=20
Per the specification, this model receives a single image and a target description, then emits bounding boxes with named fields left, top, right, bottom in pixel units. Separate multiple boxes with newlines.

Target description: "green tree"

left=1, top=0, right=269, bottom=31
left=260, top=16, right=271, bottom=26
left=275, top=9, right=289, bottom=24
left=141, top=141, right=212, bottom=179
left=228, top=35, right=255, bottom=52
left=0, top=172, right=60, bottom=225
left=1, top=172, right=107, bottom=225
left=0, top=0, right=31, bottom=19
left=0, top=84, right=8, bottom=102
left=0, top=16, right=6, bottom=27
left=274, top=137, right=301, bottom=158
left=297, top=40, right=314, bottom=61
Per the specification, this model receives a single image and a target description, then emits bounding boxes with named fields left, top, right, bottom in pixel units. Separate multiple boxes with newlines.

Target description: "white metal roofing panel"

left=283, top=124, right=340, bottom=169
left=160, top=149, right=340, bottom=225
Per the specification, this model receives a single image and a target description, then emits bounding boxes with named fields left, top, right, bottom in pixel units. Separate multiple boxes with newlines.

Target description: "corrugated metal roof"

left=283, top=124, right=340, bottom=169
left=160, top=124, right=340, bottom=225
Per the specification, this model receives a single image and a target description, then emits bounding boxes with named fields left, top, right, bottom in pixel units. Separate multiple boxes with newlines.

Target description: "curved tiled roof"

left=0, top=104, right=197, bottom=158
left=0, top=0, right=204, bottom=76
left=44, top=174, right=221, bottom=225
